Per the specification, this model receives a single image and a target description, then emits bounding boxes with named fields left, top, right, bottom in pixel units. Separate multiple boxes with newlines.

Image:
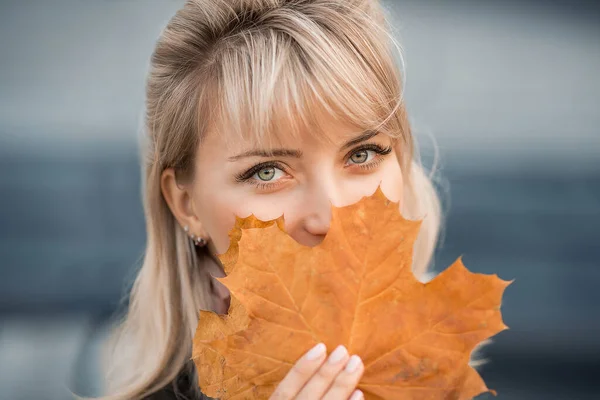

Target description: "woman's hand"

left=269, top=343, right=364, bottom=400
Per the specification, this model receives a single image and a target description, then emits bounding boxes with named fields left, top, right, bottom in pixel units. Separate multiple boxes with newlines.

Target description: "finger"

left=295, top=345, right=349, bottom=400
left=269, top=343, right=327, bottom=400
left=322, top=355, right=364, bottom=400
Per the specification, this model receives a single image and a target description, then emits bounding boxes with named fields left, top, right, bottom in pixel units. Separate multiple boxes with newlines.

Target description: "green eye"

left=350, top=150, right=369, bottom=164
left=257, top=167, right=276, bottom=181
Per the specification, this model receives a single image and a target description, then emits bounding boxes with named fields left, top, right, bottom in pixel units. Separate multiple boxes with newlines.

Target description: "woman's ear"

left=160, top=167, right=206, bottom=238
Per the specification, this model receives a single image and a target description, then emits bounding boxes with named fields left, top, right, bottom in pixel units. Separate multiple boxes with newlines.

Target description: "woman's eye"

left=255, top=166, right=283, bottom=181
left=348, top=149, right=372, bottom=164
left=234, top=162, right=288, bottom=189
left=344, top=144, right=393, bottom=171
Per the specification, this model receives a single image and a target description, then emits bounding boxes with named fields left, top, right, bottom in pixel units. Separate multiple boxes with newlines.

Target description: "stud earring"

left=183, top=225, right=207, bottom=247
left=190, top=233, right=207, bottom=247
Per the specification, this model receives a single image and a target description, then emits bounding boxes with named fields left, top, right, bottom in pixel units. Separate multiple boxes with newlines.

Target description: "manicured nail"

left=349, top=389, right=364, bottom=400
left=327, top=345, right=348, bottom=364
left=345, top=355, right=362, bottom=373
left=305, top=343, right=326, bottom=360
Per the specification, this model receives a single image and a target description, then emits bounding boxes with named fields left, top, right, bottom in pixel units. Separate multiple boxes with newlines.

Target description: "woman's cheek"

left=212, top=212, right=236, bottom=255
left=337, top=172, right=392, bottom=207
left=208, top=195, right=285, bottom=254
left=338, top=166, right=403, bottom=207
left=203, top=192, right=241, bottom=255
left=238, top=190, right=293, bottom=221
left=378, top=159, right=404, bottom=204
left=380, top=175, right=403, bottom=204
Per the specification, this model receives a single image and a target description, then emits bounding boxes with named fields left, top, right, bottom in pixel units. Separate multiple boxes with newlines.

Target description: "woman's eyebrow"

left=340, top=130, right=379, bottom=150
left=228, top=148, right=303, bottom=161
left=227, top=130, right=379, bottom=161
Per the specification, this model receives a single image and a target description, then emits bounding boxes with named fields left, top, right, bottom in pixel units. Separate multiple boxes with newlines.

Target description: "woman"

left=99, top=0, right=441, bottom=399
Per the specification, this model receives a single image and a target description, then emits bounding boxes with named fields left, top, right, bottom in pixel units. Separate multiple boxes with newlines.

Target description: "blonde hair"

left=95, top=1, right=442, bottom=399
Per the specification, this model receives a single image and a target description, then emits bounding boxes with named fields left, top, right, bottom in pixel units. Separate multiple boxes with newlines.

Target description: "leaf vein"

left=363, top=286, right=497, bottom=370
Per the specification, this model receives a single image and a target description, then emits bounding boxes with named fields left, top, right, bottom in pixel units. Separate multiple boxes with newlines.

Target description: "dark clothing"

left=145, top=361, right=215, bottom=400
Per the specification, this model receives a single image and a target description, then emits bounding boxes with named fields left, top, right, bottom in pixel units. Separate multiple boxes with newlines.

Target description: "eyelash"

left=235, top=143, right=393, bottom=190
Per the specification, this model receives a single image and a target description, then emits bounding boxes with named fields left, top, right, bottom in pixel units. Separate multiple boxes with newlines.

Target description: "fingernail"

left=327, top=345, right=348, bottom=364
left=345, top=355, right=362, bottom=373
left=349, top=389, right=364, bottom=400
left=305, top=343, right=326, bottom=360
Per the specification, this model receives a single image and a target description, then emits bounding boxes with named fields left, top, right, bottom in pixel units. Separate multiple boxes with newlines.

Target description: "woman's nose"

left=295, top=181, right=344, bottom=243
left=302, top=204, right=331, bottom=238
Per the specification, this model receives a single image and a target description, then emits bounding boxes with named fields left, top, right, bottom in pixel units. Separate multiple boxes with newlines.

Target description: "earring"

left=190, top=233, right=207, bottom=247
left=183, top=225, right=207, bottom=247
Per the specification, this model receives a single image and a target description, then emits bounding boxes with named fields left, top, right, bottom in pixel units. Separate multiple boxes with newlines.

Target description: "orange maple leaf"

left=193, top=187, right=511, bottom=399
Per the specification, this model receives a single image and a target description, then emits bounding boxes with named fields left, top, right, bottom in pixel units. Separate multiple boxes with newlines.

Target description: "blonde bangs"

left=205, top=5, right=409, bottom=152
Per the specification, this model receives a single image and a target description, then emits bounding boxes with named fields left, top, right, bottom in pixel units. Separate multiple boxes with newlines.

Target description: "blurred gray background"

left=1, top=0, right=599, bottom=399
